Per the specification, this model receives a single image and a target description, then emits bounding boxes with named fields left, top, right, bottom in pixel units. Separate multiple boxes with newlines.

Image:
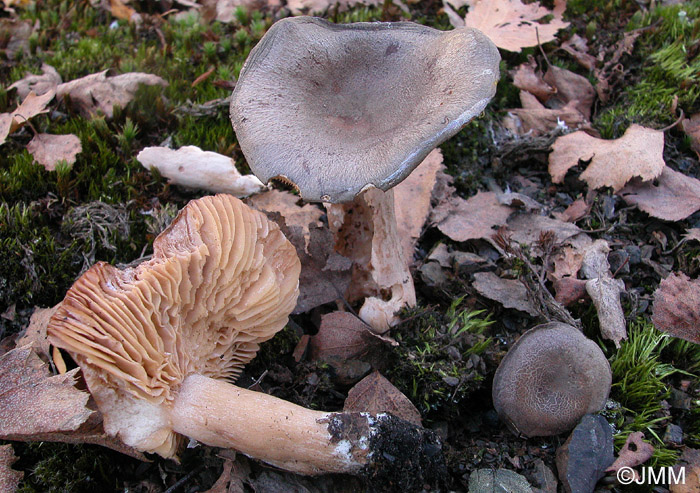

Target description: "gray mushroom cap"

left=230, top=16, right=500, bottom=203
left=492, top=322, right=612, bottom=437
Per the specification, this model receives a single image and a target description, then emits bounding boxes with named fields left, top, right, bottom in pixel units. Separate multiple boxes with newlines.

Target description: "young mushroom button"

left=492, top=322, right=612, bottom=437
left=47, top=195, right=444, bottom=483
left=230, top=16, right=500, bottom=330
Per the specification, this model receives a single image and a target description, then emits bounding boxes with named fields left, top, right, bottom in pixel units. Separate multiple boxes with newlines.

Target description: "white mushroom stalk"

left=48, top=195, right=443, bottom=484
left=230, top=17, right=500, bottom=331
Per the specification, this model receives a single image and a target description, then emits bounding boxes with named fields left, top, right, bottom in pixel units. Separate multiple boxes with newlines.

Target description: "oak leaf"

left=620, top=167, right=700, bottom=221
left=138, top=145, right=265, bottom=197
left=344, top=371, right=422, bottom=426
left=445, top=0, right=569, bottom=53
left=549, top=125, right=665, bottom=191
left=26, top=133, right=82, bottom=171
left=652, top=272, right=700, bottom=344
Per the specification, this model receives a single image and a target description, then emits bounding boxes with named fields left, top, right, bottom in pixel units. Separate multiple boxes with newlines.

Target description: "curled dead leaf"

left=549, top=125, right=665, bottom=191
left=0, top=90, right=56, bottom=146
left=620, top=167, right=700, bottom=221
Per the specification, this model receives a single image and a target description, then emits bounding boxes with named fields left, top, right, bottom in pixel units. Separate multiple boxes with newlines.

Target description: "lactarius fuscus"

left=47, top=194, right=444, bottom=483
left=230, top=16, right=500, bottom=330
left=492, top=322, right=612, bottom=437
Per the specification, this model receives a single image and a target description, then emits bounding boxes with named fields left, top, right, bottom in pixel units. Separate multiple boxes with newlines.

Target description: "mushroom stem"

left=326, top=188, right=416, bottom=331
left=171, top=374, right=445, bottom=483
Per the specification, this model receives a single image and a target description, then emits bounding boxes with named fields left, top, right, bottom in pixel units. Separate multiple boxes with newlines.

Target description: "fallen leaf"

left=309, top=311, right=385, bottom=363
left=445, top=0, right=569, bottom=53
left=472, top=271, right=538, bottom=316
left=26, top=133, right=82, bottom=171
left=543, top=65, right=596, bottom=120
left=431, top=191, right=513, bottom=242
left=204, top=456, right=250, bottom=493
left=652, top=272, right=700, bottom=344
left=394, top=149, right=443, bottom=265
left=0, top=90, right=56, bottom=146
left=108, top=0, right=140, bottom=22
left=0, top=445, right=22, bottom=493
left=606, top=432, right=654, bottom=473
left=57, top=71, right=167, bottom=118
left=550, top=233, right=592, bottom=281
left=497, top=191, right=542, bottom=212
left=0, top=19, right=33, bottom=60
left=287, top=0, right=379, bottom=14
left=681, top=113, right=700, bottom=158
left=505, top=213, right=582, bottom=251
left=555, top=415, right=614, bottom=493
left=560, top=34, right=597, bottom=70
left=553, top=277, right=588, bottom=306
left=8, top=64, right=62, bottom=99
left=247, top=189, right=323, bottom=241
left=17, top=304, right=60, bottom=360
left=344, top=371, right=422, bottom=426
left=581, top=239, right=626, bottom=347
left=137, top=145, right=265, bottom=197
left=207, top=0, right=281, bottom=22
left=685, top=228, right=700, bottom=243
left=511, top=57, right=555, bottom=101
left=620, top=167, right=700, bottom=221
left=553, top=198, right=588, bottom=223
left=504, top=91, right=587, bottom=136
left=549, top=125, right=665, bottom=191
left=671, top=448, right=700, bottom=493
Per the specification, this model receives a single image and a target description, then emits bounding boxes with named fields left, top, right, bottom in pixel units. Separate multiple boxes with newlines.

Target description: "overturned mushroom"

left=47, top=194, right=443, bottom=482
left=492, top=322, right=611, bottom=437
left=231, top=16, right=500, bottom=329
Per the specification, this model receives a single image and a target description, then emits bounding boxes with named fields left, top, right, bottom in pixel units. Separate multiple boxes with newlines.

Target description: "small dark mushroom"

left=492, top=322, right=611, bottom=437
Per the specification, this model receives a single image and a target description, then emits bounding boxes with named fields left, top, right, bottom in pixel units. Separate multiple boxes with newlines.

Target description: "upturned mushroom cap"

left=48, top=194, right=300, bottom=457
left=230, top=16, right=500, bottom=203
left=492, top=322, right=611, bottom=437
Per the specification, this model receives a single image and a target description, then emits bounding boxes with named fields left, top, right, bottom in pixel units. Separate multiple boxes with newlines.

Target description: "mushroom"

left=230, top=16, right=500, bottom=330
left=47, top=194, right=444, bottom=482
left=492, top=322, right=612, bottom=437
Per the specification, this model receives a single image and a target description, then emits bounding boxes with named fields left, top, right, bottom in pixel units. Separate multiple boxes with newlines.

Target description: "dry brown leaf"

left=56, top=71, right=167, bottom=118
left=8, top=64, right=61, bottom=99
left=652, top=272, right=700, bottom=344
left=681, top=113, right=700, bottom=158
left=138, top=145, right=265, bottom=197
left=309, top=311, right=383, bottom=363
left=497, top=191, right=542, bottom=212
left=108, top=0, right=140, bottom=22
left=543, top=65, right=596, bottom=120
left=472, top=271, right=538, bottom=316
left=26, top=133, right=82, bottom=171
left=505, top=213, right=581, bottom=251
left=560, top=34, right=597, bottom=70
left=445, top=0, right=569, bottom=52
left=0, top=19, right=33, bottom=60
left=510, top=57, right=555, bottom=101
left=504, top=91, right=587, bottom=136
left=552, top=198, right=589, bottom=223
left=620, top=167, right=700, bottom=221
left=670, top=448, right=700, bottom=493
left=581, top=239, right=626, bottom=347
left=0, top=445, right=22, bottom=493
left=549, top=233, right=592, bottom=281
left=394, top=149, right=443, bottom=265
left=344, top=371, right=422, bottom=427
left=247, top=189, right=323, bottom=239
left=207, top=0, right=281, bottom=23
left=549, top=124, right=665, bottom=191
left=0, top=90, right=56, bottom=146
left=606, top=432, right=654, bottom=473
left=17, top=304, right=60, bottom=360
left=431, top=191, right=513, bottom=242
left=553, top=277, right=588, bottom=306
left=287, top=0, right=379, bottom=14
left=685, top=228, right=700, bottom=243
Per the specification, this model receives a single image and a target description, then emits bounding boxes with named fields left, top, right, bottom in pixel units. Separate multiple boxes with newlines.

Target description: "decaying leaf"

left=652, top=272, right=700, bottom=344
left=0, top=90, right=56, bottom=146
left=550, top=233, right=592, bottom=281
left=606, top=432, right=654, bottom=473
left=0, top=18, right=33, bottom=60
left=0, top=445, right=22, bottom=493
left=503, top=91, right=587, bottom=136
left=560, top=34, right=597, bottom=70
left=107, top=0, right=141, bottom=23
left=472, top=271, right=538, bottom=316
left=207, top=0, right=281, bottom=23
left=17, top=304, right=60, bottom=360
left=620, top=167, right=700, bottom=221
left=553, top=277, right=588, bottom=306
left=56, top=70, right=167, bottom=118
left=543, top=65, right=596, bottom=121
left=549, top=125, right=665, bottom=191
left=581, top=240, right=626, bottom=347
left=248, top=189, right=324, bottom=244
left=328, top=188, right=416, bottom=331
left=26, top=133, right=82, bottom=171
left=344, top=371, right=422, bottom=427
left=309, top=311, right=387, bottom=363
left=510, top=57, right=555, bottom=101
left=0, top=345, right=93, bottom=437
left=444, top=0, right=569, bottom=52
left=8, top=64, right=61, bottom=99
left=505, top=213, right=581, bottom=252
left=287, top=0, right=379, bottom=15
left=670, top=448, right=700, bottom=493
left=394, top=149, right=443, bottom=264
left=553, top=198, right=588, bottom=223
left=137, top=145, right=265, bottom=197
left=431, top=191, right=513, bottom=242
